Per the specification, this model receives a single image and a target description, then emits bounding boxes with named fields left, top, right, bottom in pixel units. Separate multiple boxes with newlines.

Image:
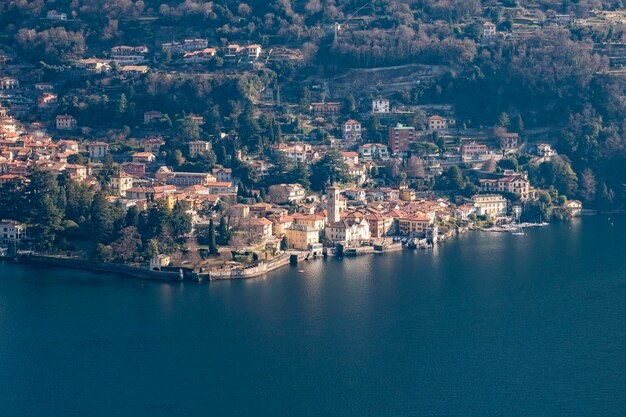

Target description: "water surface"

left=0, top=216, right=625, bottom=416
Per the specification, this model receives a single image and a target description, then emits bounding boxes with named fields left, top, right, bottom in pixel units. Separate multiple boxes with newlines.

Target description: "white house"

left=372, top=98, right=390, bottom=114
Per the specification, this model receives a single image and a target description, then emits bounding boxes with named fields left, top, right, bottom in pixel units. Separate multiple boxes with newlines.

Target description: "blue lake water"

left=1, top=216, right=625, bottom=416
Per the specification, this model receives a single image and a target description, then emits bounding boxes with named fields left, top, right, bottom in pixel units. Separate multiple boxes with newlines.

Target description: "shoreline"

left=7, top=214, right=617, bottom=281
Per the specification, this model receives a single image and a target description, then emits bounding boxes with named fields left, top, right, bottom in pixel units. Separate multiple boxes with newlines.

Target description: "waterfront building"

left=325, top=218, right=370, bottom=243
left=0, top=220, right=26, bottom=243
left=472, top=194, right=507, bottom=218
left=285, top=225, right=320, bottom=250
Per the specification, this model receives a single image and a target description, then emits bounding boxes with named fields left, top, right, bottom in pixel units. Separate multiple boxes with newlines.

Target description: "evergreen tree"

left=208, top=219, right=218, bottom=255
left=217, top=216, right=231, bottom=245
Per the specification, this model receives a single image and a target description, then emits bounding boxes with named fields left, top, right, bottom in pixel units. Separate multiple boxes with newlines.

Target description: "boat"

left=510, top=216, right=525, bottom=235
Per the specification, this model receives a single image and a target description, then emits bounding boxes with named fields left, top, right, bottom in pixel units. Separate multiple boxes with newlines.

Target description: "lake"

left=1, top=216, right=625, bottom=416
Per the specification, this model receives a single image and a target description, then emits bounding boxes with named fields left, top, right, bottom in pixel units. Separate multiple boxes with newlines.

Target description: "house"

left=155, top=169, right=217, bottom=187
left=398, top=213, right=433, bottom=237
left=38, top=92, right=58, bottom=111
left=246, top=45, right=262, bottom=61
left=162, top=39, right=208, bottom=54
left=325, top=218, right=370, bottom=243
left=358, top=143, right=389, bottom=161
left=183, top=48, right=217, bottom=63
left=65, top=164, right=87, bottom=181
left=461, top=142, right=488, bottom=159
left=46, top=10, right=68, bottom=20
left=365, top=212, right=395, bottom=238
left=0, top=77, right=19, bottom=90
left=126, top=185, right=177, bottom=200
left=212, top=167, right=232, bottom=183
left=247, top=217, right=273, bottom=243
left=565, top=200, right=583, bottom=216
left=483, top=22, right=497, bottom=38
left=188, top=141, right=212, bottom=158
left=479, top=175, right=532, bottom=201
left=0, top=220, right=26, bottom=243
left=537, top=143, right=556, bottom=158
left=344, top=188, right=366, bottom=202
left=388, top=124, right=415, bottom=154
left=144, top=111, right=165, bottom=124
left=123, top=162, right=145, bottom=177
left=342, top=120, right=362, bottom=141
left=56, top=114, right=77, bottom=130
left=498, top=132, right=520, bottom=149
left=472, top=194, right=507, bottom=218
left=73, top=58, right=111, bottom=74
left=285, top=225, right=320, bottom=250
left=132, top=152, right=155, bottom=164
left=268, top=183, right=306, bottom=204
left=204, top=182, right=238, bottom=195
left=87, top=142, right=109, bottom=159
left=150, top=254, right=171, bottom=271
left=341, top=151, right=359, bottom=164
left=225, top=44, right=243, bottom=59
left=428, top=115, right=448, bottom=130
left=143, top=138, right=165, bottom=155
left=372, top=98, right=390, bottom=114
left=109, top=46, right=148, bottom=65
left=110, top=170, right=134, bottom=196
left=268, top=213, right=293, bottom=237
left=310, top=102, right=342, bottom=116
left=291, top=213, right=326, bottom=231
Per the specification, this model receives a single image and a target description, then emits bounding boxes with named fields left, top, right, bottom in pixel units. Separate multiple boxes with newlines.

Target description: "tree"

left=498, top=112, right=510, bottom=128
left=217, top=216, right=231, bottom=245
left=169, top=201, right=192, bottom=239
left=513, top=114, right=524, bottom=133
left=110, top=226, right=141, bottom=262
left=288, top=162, right=311, bottom=190
left=280, top=235, right=288, bottom=251
left=208, top=219, right=218, bottom=255
left=310, top=149, right=350, bottom=190
left=579, top=168, right=597, bottom=203
left=25, top=170, right=63, bottom=249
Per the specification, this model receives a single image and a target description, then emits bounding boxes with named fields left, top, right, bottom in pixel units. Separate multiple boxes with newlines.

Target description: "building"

left=56, top=114, right=77, bottom=130
left=212, top=167, right=232, bottom=183
left=268, top=183, right=306, bottom=204
left=285, top=225, right=320, bottom=250
left=123, top=162, right=145, bottom=177
left=132, top=152, right=155, bottom=164
left=183, top=48, right=217, bottom=63
left=398, top=213, right=433, bottom=237
left=498, top=132, right=520, bottom=149
left=565, top=200, right=582, bottom=216
left=225, top=44, right=243, bottom=59
left=0, top=77, right=19, bottom=90
left=143, top=138, right=165, bottom=155
left=109, top=46, right=148, bottom=65
left=188, top=141, right=212, bottom=158
left=483, top=22, right=497, bottom=38
left=462, top=142, right=488, bottom=159
left=326, top=218, right=370, bottom=243
left=0, top=220, right=26, bottom=243
left=372, top=98, right=390, bottom=114
left=161, top=39, right=208, bottom=54
left=65, top=164, right=87, bottom=181
left=428, top=115, right=448, bottom=130
left=144, top=111, right=165, bottom=124
left=110, top=170, right=134, bottom=196
left=156, top=169, right=217, bottom=187
left=479, top=175, right=532, bottom=201
left=246, top=45, right=262, bottom=61
left=126, top=185, right=177, bottom=200
left=388, top=124, right=415, bottom=154
left=358, top=143, right=390, bottom=161
left=204, top=182, right=237, bottom=195
left=537, top=143, right=556, bottom=158
left=472, top=194, right=507, bottom=218
left=46, top=10, right=68, bottom=20
left=247, top=217, right=273, bottom=244
left=87, top=142, right=109, bottom=159
left=342, top=120, right=362, bottom=141
left=310, top=102, right=342, bottom=117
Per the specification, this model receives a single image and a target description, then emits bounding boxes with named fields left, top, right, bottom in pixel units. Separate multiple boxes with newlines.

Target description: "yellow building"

left=110, top=170, right=134, bottom=196
left=285, top=225, right=320, bottom=250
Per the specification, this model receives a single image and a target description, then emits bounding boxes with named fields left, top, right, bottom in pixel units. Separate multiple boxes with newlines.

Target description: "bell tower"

left=327, top=186, right=340, bottom=223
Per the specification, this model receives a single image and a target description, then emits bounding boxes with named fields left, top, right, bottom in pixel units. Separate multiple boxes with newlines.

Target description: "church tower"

left=327, top=186, right=340, bottom=224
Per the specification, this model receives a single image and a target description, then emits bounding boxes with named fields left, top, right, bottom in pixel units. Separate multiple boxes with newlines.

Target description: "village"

left=0, top=3, right=609, bottom=280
